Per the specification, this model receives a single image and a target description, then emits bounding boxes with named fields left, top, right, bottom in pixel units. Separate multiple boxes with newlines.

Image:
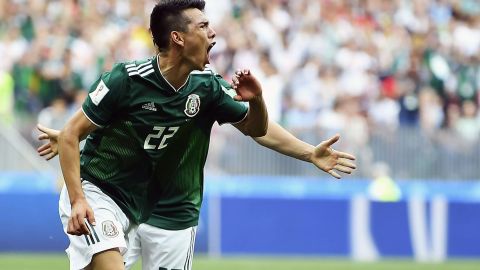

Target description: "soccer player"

left=54, top=0, right=270, bottom=269
left=39, top=117, right=356, bottom=270
left=38, top=85, right=355, bottom=270
left=38, top=1, right=356, bottom=270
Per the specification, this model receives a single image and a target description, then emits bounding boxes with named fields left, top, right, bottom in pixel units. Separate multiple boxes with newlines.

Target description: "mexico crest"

left=102, top=220, right=119, bottom=238
left=184, top=94, right=200, bottom=117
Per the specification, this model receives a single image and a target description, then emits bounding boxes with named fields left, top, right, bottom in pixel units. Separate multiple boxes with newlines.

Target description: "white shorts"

left=124, top=223, right=197, bottom=270
left=59, top=181, right=137, bottom=270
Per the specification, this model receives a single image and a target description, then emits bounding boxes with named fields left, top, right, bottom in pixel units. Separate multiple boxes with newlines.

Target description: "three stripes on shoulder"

left=126, top=60, right=215, bottom=77
left=126, top=61, right=154, bottom=77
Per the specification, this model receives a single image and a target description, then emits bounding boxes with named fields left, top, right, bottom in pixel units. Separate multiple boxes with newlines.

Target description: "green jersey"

left=81, top=56, right=247, bottom=228
left=146, top=74, right=240, bottom=230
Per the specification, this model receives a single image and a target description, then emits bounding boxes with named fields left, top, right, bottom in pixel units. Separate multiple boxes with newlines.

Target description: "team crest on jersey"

left=184, top=94, right=201, bottom=117
left=102, top=220, right=119, bottom=238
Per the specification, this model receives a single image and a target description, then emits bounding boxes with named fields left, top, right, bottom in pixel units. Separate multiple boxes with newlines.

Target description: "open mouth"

left=206, top=42, right=216, bottom=65
left=207, top=42, right=216, bottom=54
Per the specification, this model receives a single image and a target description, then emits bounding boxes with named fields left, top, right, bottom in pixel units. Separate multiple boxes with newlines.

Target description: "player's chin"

left=192, top=64, right=205, bottom=72
left=199, top=62, right=209, bottom=71
left=204, top=54, right=211, bottom=68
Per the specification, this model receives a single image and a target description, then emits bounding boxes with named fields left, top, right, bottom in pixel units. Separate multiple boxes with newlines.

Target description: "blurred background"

left=1, top=0, right=480, bottom=269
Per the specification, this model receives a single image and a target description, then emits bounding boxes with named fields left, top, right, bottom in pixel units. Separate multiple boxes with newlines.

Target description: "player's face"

left=181, top=8, right=216, bottom=71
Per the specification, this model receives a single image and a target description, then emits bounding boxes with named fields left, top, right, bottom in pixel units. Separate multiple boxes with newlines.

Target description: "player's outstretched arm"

left=231, top=69, right=268, bottom=137
left=58, top=109, right=98, bottom=235
left=253, top=121, right=356, bottom=179
left=37, top=124, right=60, bottom=160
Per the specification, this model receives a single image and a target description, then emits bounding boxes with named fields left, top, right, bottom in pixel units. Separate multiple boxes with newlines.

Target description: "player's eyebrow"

left=197, top=20, right=209, bottom=27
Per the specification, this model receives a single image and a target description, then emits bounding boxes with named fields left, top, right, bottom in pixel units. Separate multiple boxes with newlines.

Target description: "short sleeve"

left=82, top=64, right=129, bottom=127
left=212, top=75, right=248, bottom=125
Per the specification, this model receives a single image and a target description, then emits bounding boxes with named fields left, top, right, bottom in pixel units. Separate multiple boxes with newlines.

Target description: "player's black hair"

left=150, top=0, right=206, bottom=52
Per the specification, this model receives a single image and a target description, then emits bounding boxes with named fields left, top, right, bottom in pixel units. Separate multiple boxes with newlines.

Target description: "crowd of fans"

left=1, top=0, right=479, bottom=178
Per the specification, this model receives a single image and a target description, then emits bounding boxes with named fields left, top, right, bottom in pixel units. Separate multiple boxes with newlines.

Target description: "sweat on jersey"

left=80, top=56, right=247, bottom=229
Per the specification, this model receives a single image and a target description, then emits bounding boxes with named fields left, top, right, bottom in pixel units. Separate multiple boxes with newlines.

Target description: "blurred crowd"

left=1, top=0, right=479, bottom=178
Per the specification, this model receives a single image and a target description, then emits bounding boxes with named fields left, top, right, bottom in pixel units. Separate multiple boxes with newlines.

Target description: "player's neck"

left=157, top=53, right=192, bottom=90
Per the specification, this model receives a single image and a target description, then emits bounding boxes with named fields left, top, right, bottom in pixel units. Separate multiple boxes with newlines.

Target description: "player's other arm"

left=254, top=121, right=357, bottom=179
left=231, top=69, right=268, bottom=137
left=37, top=125, right=60, bottom=160
left=58, top=109, right=98, bottom=235
left=37, top=124, right=91, bottom=160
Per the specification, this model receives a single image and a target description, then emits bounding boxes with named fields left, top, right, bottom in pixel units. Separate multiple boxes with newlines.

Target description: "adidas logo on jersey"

left=142, top=102, right=157, bottom=111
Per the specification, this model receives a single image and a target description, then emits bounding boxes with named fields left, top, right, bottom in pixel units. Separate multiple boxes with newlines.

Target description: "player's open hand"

left=68, top=198, right=96, bottom=236
left=231, top=69, right=262, bottom=101
left=37, top=124, right=60, bottom=160
left=311, top=134, right=356, bottom=179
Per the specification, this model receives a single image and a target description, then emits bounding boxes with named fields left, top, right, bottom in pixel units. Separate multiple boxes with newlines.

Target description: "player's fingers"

left=67, top=219, right=73, bottom=234
left=338, top=158, right=356, bottom=169
left=334, top=164, right=354, bottom=174
left=39, top=148, right=52, bottom=156
left=37, top=124, right=55, bottom=135
left=233, top=95, right=243, bottom=101
left=68, top=218, right=81, bottom=235
left=323, top=134, right=340, bottom=147
left=38, top=133, right=49, bottom=140
left=73, top=212, right=89, bottom=235
left=37, top=143, right=49, bottom=153
left=336, top=151, right=356, bottom=160
left=235, top=69, right=243, bottom=77
left=71, top=215, right=81, bottom=234
left=37, top=124, right=46, bottom=133
left=232, top=75, right=239, bottom=86
left=328, top=170, right=341, bottom=179
left=237, top=70, right=251, bottom=83
left=45, top=152, right=57, bottom=160
left=86, top=209, right=96, bottom=226
left=78, top=215, right=91, bottom=235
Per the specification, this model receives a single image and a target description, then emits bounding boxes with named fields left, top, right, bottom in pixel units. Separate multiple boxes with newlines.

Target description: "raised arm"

left=254, top=120, right=356, bottom=179
left=58, top=109, right=98, bottom=235
left=40, top=117, right=356, bottom=179
left=231, top=69, right=268, bottom=137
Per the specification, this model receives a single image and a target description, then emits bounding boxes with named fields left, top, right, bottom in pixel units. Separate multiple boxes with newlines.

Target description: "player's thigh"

left=85, top=248, right=124, bottom=270
left=59, top=181, right=134, bottom=270
left=139, top=224, right=197, bottom=270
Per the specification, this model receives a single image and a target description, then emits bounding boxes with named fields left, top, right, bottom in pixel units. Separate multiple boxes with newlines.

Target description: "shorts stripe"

left=84, top=222, right=100, bottom=245
left=189, top=228, right=196, bottom=270
left=88, top=232, right=95, bottom=245
left=88, top=222, right=101, bottom=243
left=184, top=228, right=196, bottom=270
left=84, top=235, right=91, bottom=246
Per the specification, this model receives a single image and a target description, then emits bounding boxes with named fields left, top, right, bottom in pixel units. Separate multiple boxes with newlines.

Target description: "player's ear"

left=171, top=31, right=185, bottom=47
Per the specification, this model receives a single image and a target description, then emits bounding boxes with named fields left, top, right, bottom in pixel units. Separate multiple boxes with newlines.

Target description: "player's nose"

left=208, top=26, right=216, bottom=40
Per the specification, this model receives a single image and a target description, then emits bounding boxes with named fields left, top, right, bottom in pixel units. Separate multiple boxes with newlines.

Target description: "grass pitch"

left=0, top=253, right=479, bottom=270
